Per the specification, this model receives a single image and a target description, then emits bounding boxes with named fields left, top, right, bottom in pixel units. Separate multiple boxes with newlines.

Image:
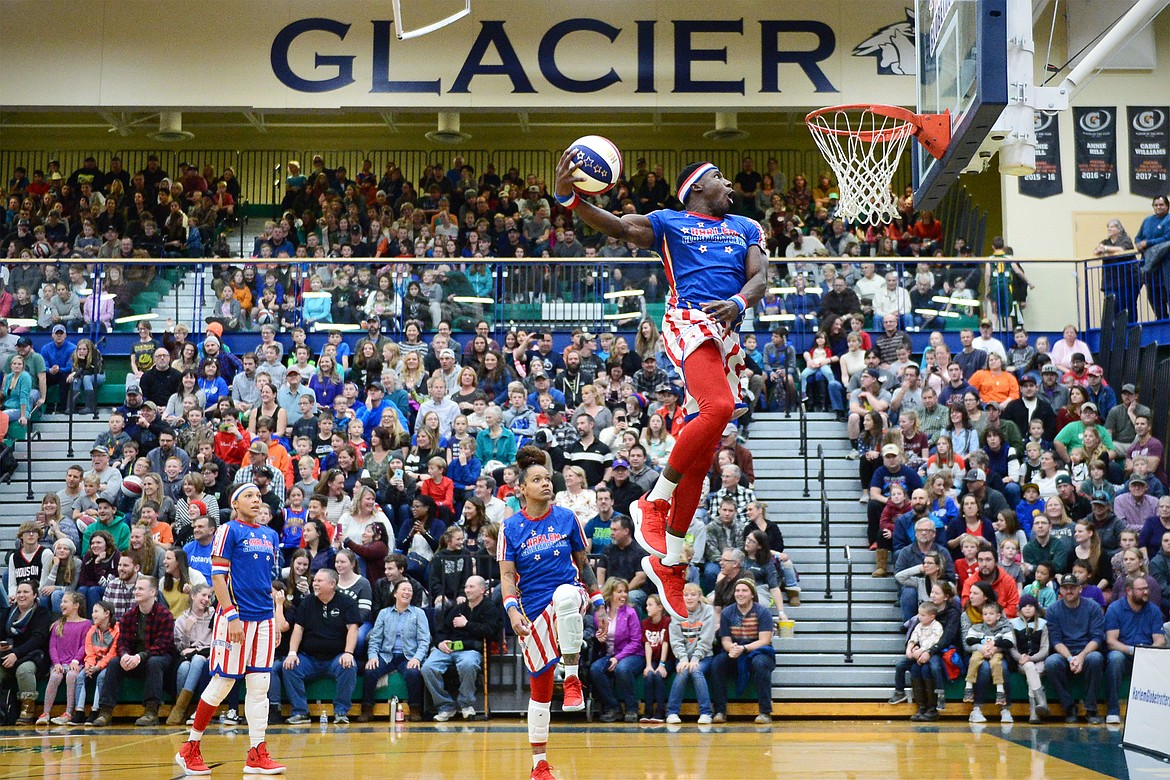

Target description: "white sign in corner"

left=1122, top=646, right=1170, bottom=759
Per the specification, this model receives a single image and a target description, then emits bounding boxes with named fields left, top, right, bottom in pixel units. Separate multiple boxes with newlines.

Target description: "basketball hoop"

left=805, top=104, right=950, bottom=223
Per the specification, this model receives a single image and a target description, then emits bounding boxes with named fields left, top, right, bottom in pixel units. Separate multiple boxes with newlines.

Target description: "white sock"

left=532, top=751, right=548, bottom=770
left=662, top=534, right=686, bottom=567
left=648, top=473, right=678, bottom=503
left=563, top=664, right=578, bottom=680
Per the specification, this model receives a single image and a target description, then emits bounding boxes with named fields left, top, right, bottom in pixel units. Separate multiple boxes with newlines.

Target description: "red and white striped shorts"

left=210, top=614, right=276, bottom=678
left=660, top=306, right=747, bottom=420
left=521, top=586, right=586, bottom=676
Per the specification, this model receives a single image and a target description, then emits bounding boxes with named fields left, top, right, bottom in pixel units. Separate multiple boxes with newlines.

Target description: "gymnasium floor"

left=0, top=721, right=1166, bottom=779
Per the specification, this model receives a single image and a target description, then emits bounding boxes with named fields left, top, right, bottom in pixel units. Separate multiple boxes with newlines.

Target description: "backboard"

left=913, top=0, right=1008, bottom=210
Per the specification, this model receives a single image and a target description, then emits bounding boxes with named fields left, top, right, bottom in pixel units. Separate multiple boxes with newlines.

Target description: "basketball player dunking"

left=176, top=483, right=285, bottom=776
left=553, top=152, right=767, bottom=621
left=500, top=446, right=609, bottom=780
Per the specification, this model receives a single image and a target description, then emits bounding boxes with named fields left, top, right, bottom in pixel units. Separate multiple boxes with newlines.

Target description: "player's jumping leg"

left=528, top=669, right=556, bottom=780
left=640, top=342, right=735, bottom=620
left=552, top=584, right=586, bottom=712
left=176, top=674, right=235, bottom=776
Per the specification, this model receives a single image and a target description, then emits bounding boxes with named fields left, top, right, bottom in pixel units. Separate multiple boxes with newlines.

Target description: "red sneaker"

left=531, top=759, right=556, bottom=780
left=244, top=742, right=285, bottom=774
left=641, top=557, right=688, bottom=621
left=174, top=740, right=212, bottom=776
left=630, top=494, right=670, bottom=558
left=561, top=675, right=584, bottom=712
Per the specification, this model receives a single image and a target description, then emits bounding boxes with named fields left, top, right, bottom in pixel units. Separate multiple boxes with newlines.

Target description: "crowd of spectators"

left=2, top=153, right=1166, bottom=727
left=4, top=153, right=967, bottom=338
left=860, top=317, right=1170, bottom=724
left=0, top=296, right=802, bottom=724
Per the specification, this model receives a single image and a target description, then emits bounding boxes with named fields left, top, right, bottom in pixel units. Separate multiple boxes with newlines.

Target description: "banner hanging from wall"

left=1073, top=107, right=1119, bottom=198
left=1127, top=106, right=1170, bottom=198
left=1018, top=112, right=1062, bottom=198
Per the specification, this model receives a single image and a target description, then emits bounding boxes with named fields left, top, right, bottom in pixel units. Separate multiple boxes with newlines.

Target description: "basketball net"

left=806, top=106, right=918, bottom=223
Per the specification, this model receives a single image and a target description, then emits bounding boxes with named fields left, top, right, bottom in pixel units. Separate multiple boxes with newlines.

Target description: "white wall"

left=1001, top=12, right=1169, bottom=330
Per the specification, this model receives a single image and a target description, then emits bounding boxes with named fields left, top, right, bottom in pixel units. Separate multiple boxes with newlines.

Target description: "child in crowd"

left=1110, top=530, right=1145, bottom=582
left=79, top=600, right=119, bottom=725
left=92, top=413, right=130, bottom=461
left=420, top=456, right=455, bottom=516
left=1071, top=559, right=1107, bottom=608
left=993, top=510, right=1027, bottom=556
left=998, top=539, right=1025, bottom=587
left=955, top=534, right=983, bottom=586
left=1068, top=447, right=1089, bottom=484
left=1021, top=561, right=1058, bottom=610
left=37, top=592, right=91, bottom=725
left=640, top=594, right=672, bottom=724
left=306, top=495, right=334, bottom=543
left=1024, top=418, right=1052, bottom=455
left=72, top=475, right=101, bottom=532
left=1014, top=482, right=1044, bottom=536
left=964, top=601, right=1015, bottom=723
left=282, top=486, right=308, bottom=560
left=1019, top=441, right=1044, bottom=485
left=1080, top=459, right=1115, bottom=504
left=1009, top=594, right=1050, bottom=723
left=896, top=601, right=944, bottom=721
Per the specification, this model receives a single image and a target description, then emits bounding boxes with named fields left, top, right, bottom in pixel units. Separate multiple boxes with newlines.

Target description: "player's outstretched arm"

left=554, top=149, right=654, bottom=250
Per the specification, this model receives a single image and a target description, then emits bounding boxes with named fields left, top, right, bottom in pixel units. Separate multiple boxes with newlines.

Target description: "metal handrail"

left=818, top=445, right=832, bottom=600
left=24, top=424, right=37, bottom=501
left=843, top=545, right=855, bottom=664
left=799, top=401, right=809, bottom=497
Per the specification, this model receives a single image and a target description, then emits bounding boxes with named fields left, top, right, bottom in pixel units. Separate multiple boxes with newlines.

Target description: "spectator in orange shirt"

left=969, top=353, right=1020, bottom=406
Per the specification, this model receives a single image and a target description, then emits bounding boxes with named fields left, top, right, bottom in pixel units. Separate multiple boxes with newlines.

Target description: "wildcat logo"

left=1079, top=110, right=1113, bottom=133
left=1133, top=109, right=1165, bottom=133
left=853, top=9, right=917, bottom=76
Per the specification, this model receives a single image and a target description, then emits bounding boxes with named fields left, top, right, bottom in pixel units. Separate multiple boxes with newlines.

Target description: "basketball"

left=566, top=135, right=622, bottom=195
left=121, top=475, right=143, bottom=498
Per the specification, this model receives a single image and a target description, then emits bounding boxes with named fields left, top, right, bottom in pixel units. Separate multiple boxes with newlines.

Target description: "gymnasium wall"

left=1000, top=11, right=1169, bottom=330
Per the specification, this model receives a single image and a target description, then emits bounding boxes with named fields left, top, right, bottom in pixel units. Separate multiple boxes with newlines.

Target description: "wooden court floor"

left=0, top=720, right=1159, bottom=779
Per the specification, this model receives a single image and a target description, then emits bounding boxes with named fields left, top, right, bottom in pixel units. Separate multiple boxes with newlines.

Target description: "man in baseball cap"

left=1046, top=572, right=1107, bottom=724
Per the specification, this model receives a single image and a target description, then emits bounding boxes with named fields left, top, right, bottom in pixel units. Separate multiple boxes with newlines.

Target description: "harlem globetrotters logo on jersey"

left=241, top=534, right=276, bottom=559
left=678, top=222, right=747, bottom=249
left=523, top=527, right=568, bottom=558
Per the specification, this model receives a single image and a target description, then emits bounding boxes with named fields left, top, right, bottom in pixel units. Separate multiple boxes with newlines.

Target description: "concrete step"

left=774, top=668, right=893, bottom=687
left=781, top=635, right=906, bottom=654
left=773, top=686, right=892, bottom=701
left=780, top=652, right=903, bottom=666
left=770, top=603, right=901, bottom=621
left=774, top=620, right=898, bottom=633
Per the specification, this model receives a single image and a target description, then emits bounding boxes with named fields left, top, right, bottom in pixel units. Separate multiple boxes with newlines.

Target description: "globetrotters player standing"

left=176, top=483, right=285, bottom=775
left=553, top=152, right=767, bottom=621
left=499, top=446, right=609, bottom=780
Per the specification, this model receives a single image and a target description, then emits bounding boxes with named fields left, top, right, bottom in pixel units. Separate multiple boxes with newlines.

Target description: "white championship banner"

left=1122, top=646, right=1170, bottom=759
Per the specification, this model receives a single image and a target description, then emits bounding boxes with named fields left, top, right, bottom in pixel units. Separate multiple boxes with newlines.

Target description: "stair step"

left=773, top=668, right=893, bottom=687
left=773, top=686, right=894, bottom=701
left=780, top=636, right=907, bottom=654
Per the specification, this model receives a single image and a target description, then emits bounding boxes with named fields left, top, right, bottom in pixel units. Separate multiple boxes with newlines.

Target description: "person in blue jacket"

left=40, top=324, right=75, bottom=413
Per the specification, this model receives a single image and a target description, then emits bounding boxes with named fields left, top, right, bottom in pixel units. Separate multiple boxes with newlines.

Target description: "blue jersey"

left=211, top=519, right=279, bottom=622
left=646, top=209, right=765, bottom=308
left=498, top=505, right=587, bottom=621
